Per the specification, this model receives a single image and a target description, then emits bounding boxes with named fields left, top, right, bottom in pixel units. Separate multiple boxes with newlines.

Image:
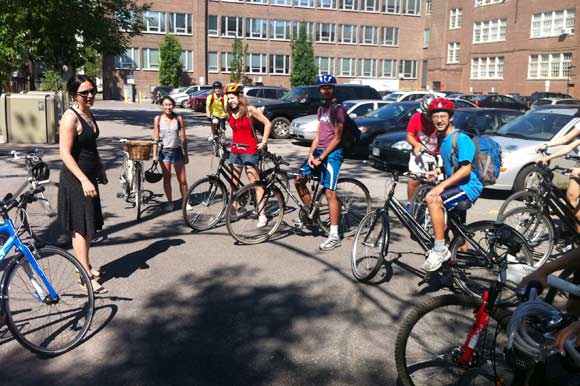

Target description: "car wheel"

left=513, top=164, right=542, bottom=192
left=181, top=100, right=189, bottom=108
left=271, top=117, right=291, bottom=139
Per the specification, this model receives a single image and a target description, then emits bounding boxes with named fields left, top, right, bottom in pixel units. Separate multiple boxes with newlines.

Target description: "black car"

left=255, top=84, right=381, bottom=139
left=367, top=107, right=524, bottom=170
left=151, top=86, right=172, bottom=104
left=469, top=94, right=529, bottom=111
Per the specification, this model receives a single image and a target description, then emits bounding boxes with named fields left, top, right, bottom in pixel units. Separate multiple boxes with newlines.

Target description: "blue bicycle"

left=0, top=187, right=95, bottom=356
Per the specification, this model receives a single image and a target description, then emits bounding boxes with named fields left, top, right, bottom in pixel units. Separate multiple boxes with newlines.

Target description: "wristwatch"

left=316, top=156, right=323, bottom=162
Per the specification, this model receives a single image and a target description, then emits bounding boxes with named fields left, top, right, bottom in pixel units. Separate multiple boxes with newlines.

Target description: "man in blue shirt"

left=422, top=98, right=483, bottom=272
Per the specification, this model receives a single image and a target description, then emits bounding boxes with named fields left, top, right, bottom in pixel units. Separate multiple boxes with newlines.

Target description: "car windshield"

left=534, top=99, right=552, bottom=106
left=365, top=103, right=411, bottom=119
left=496, top=112, right=574, bottom=141
left=384, top=93, right=403, bottom=101
left=343, top=102, right=356, bottom=111
left=281, top=87, right=309, bottom=102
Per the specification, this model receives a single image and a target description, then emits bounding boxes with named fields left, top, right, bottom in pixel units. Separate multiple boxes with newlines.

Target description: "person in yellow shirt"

left=206, top=81, right=227, bottom=140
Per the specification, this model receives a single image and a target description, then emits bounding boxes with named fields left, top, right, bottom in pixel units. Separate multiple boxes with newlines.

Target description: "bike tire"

left=351, top=210, right=388, bottom=282
left=395, top=294, right=512, bottom=386
left=497, top=189, right=541, bottom=218
left=225, top=183, right=285, bottom=245
left=449, top=221, right=534, bottom=304
left=499, top=207, right=554, bottom=268
left=315, top=178, right=372, bottom=237
left=135, top=165, right=143, bottom=220
left=410, top=184, right=434, bottom=239
left=182, top=177, right=228, bottom=231
left=3, top=245, right=95, bottom=356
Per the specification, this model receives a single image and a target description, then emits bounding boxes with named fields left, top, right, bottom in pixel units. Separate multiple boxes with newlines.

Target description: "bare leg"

left=325, top=189, right=339, bottom=226
left=294, top=175, right=312, bottom=207
left=427, top=197, right=445, bottom=241
left=230, top=166, right=243, bottom=214
left=72, top=231, right=103, bottom=290
left=174, top=162, right=188, bottom=201
left=247, top=167, right=264, bottom=215
left=160, top=160, right=173, bottom=202
left=407, top=178, right=420, bottom=203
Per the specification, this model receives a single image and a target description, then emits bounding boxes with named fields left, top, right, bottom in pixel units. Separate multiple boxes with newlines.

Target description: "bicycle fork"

left=456, top=290, right=492, bottom=366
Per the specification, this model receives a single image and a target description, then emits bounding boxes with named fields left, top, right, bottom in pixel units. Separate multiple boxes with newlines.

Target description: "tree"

left=39, top=70, right=62, bottom=91
left=229, top=38, right=251, bottom=85
left=82, top=47, right=103, bottom=80
left=289, top=23, right=318, bottom=87
left=0, top=0, right=148, bottom=90
left=159, top=35, right=183, bottom=87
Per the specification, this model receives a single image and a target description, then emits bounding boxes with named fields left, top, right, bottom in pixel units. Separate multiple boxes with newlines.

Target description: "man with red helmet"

left=422, top=97, right=483, bottom=272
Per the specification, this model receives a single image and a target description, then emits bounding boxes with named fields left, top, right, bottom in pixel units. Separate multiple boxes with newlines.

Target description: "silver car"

left=490, top=106, right=580, bottom=191
left=289, top=99, right=389, bottom=143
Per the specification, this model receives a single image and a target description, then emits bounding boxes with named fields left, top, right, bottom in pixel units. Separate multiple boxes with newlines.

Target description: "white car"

left=289, top=100, right=389, bottom=143
left=383, top=91, right=444, bottom=103
left=531, top=98, right=580, bottom=109
left=173, top=85, right=213, bottom=108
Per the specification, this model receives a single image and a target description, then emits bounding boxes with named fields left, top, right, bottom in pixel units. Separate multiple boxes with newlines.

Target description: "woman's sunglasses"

left=77, top=88, right=96, bottom=97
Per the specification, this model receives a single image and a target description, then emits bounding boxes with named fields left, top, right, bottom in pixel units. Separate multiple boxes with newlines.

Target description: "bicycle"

left=9, top=149, right=70, bottom=247
left=116, top=139, right=159, bottom=220
left=0, top=188, right=95, bottom=356
left=224, top=152, right=371, bottom=245
left=351, top=171, right=534, bottom=303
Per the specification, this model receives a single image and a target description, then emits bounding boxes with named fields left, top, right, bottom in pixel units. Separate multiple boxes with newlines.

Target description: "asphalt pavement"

left=0, top=100, right=510, bottom=386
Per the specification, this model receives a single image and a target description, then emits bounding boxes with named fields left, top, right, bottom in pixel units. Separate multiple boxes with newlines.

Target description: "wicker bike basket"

left=126, top=140, right=153, bottom=161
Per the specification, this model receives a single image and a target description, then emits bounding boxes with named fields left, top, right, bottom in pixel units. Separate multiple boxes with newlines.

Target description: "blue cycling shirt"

left=439, top=129, right=483, bottom=202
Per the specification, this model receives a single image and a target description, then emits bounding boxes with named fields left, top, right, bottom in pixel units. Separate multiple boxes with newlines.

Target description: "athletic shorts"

left=229, top=152, right=259, bottom=169
left=440, top=186, right=470, bottom=211
left=408, top=152, right=441, bottom=173
left=300, top=148, right=344, bottom=191
left=158, top=147, right=185, bottom=164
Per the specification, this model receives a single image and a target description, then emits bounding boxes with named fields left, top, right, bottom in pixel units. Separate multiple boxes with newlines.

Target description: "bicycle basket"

left=127, top=140, right=153, bottom=161
left=144, top=161, right=163, bottom=183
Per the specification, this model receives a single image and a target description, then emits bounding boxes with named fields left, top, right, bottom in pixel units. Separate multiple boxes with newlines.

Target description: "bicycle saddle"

left=454, top=201, right=472, bottom=211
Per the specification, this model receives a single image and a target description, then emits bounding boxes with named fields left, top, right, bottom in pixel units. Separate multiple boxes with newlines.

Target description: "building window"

left=380, top=59, right=397, bottom=78
left=293, top=21, right=315, bottom=40
left=362, top=0, right=379, bottom=12
left=339, top=24, right=357, bottom=44
left=295, top=0, right=314, bottom=7
left=473, top=19, right=507, bottom=43
left=471, top=56, right=504, bottom=80
left=270, top=20, right=291, bottom=40
left=270, top=54, right=290, bottom=74
left=143, top=48, right=160, bottom=70
left=316, top=56, right=335, bottom=74
left=180, top=50, right=193, bottom=72
left=248, top=0, right=268, bottom=4
left=449, top=8, right=463, bottom=29
left=169, top=13, right=192, bottom=35
left=339, top=57, right=356, bottom=77
left=246, top=18, right=268, bottom=39
left=114, top=48, right=140, bottom=69
left=246, top=53, right=267, bottom=73
left=447, top=42, right=460, bottom=64
left=222, top=16, right=243, bottom=38
left=475, top=0, right=504, bottom=6
left=381, top=27, right=399, bottom=46
left=143, top=11, right=166, bottom=33
left=399, top=60, right=418, bottom=79
left=340, top=0, right=358, bottom=11
left=361, top=26, right=378, bottom=45
left=317, top=0, right=336, bottom=9
left=528, top=53, right=573, bottom=79
left=423, top=29, right=430, bottom=48
left=271, top=0, right=292, bottom=5
left=384, top=0, right=400, bottom=14
left=425, top=0, right=431, bottom=15
left=221, top=52, right=233, bottom=72
left=360, top=59, right=377, bottom=77
left=208, top=16, right=219, bottom=36
left=208, top=51, right=218, bottom=73
left=531, top=9, right=575, bottom=38
left=403, top=0, right=421, bottom=16
left=316, top=23, right=336, bottom=43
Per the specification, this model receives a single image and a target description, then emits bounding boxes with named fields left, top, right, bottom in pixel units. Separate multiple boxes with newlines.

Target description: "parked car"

left=244, top=86, right=288, bottom=106
left=172, top=85, right=213, bottom=108
left=382, top=91, right=444, bottom=103
left=254, top=84, right=381, bottom=139
left=367, top=107, right=524, bottom=171
left=448, top=98, right=479, bottom=108
left=289, top=99, right=390, bottom=143
left=151, top=86, right=173, bottom=104
left=469, top=94, right=529, bottom=111
left=529, top=91, right=573, bottom=104
left=531, top=98, right=580, bottom=109
left=191, top=89, right=212, bottom=112
left=188, top=89, right=211, bottom=110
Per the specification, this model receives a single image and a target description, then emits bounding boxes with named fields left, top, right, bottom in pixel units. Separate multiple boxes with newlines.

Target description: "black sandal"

left=79, top=274, right=108, bottom=295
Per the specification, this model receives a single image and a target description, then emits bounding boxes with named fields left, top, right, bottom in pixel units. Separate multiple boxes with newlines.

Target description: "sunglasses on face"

left=77, top=88, right=96, bottom=97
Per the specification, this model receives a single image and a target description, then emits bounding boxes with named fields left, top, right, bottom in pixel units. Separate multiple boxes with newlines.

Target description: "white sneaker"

left=319, top=235, right=341, bottom=251
left=422, top=247, right=451, bottom=272
left=186, top=203, right=194, bottom=211
left=208, top=134, right=214, bottom=142
left=257, top=215, right=268, bottom=228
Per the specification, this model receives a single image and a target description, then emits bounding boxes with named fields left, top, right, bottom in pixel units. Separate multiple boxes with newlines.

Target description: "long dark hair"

left=66, top=74, right=96, bottom=95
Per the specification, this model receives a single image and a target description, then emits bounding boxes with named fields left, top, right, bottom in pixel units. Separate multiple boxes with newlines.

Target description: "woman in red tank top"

left=225, top=83, right=272, bottom=228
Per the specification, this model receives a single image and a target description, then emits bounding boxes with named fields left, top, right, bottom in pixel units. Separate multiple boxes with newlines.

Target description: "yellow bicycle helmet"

left=225, top=83, right=243, bottom=94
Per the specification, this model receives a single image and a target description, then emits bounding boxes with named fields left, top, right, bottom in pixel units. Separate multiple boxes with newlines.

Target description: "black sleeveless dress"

left=57, top=108, right=104, bottom=236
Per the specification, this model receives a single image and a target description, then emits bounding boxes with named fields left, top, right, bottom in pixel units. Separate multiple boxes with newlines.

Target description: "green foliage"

left=289, top=23, right=318, bottom=87
left=82, top=47, right=102, bottom=80
left=39, top=70, right=62, bottom=91
left=159, top=35, right=183, bottom=87
left=229, top=38, right=251, bottom=85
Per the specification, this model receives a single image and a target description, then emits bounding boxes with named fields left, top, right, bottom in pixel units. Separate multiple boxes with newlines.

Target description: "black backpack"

left=317, top=102, right=360, bottom=151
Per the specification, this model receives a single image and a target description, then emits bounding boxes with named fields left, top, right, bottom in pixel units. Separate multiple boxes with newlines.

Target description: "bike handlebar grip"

left=564, top=338, right=580, bottom=367
left=1, top=193, right=13, bottom=204
left=525, top=281, right=544, bottom=299
left=547, top=275, right=580, bottom=298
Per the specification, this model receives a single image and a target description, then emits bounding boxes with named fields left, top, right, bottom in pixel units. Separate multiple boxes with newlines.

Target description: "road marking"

left=489, top=209, right=499, bottom=214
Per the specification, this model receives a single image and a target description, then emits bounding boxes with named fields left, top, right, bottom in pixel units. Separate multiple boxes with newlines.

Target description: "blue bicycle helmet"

left=317, top=74, right=337, bottom=86
left=212, top=81, right=223, bottom=88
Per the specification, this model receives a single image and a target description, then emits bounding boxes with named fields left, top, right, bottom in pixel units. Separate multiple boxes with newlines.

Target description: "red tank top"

left=229, top=114, right=257, bottom=154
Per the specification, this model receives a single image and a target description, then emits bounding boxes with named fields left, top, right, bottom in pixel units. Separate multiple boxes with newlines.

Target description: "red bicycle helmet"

left=427, top=97, right=455, bottom=115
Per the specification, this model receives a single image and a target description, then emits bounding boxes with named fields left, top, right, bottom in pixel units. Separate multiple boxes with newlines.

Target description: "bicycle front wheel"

left=395, top=294, right=512, bottom=386
left=226, top=183, right=285, bottom=245
left=497, top=189, right=541, bottom=218
left=410, top=184, right=435, bottom=241
left=3, top=245, right=95, bottom=356
left=24, top=182, right=71, bottom=247
left=134, top=164, right=143, bottom=220
left=183, top=177, right=228, bottom=231
left=351, top=210, right=388, bottom=282
left=316, top=178, right=372, bottom=237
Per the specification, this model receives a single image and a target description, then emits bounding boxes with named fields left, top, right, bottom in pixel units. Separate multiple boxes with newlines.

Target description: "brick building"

left=103, top=0, right=579, bottom=100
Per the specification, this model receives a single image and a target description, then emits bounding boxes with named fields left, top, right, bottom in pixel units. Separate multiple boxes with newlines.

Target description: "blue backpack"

left=451, top=131, right=502, bottom=186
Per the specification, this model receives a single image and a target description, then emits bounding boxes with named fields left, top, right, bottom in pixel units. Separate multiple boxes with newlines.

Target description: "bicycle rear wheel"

left=316, top=178, right=372, bottom=237
left=351, top=210, right=388, bottom=282
left=497, top=189, right=541, bottom=218
left=3, top=245, right=95, bottom=356
left=183, top=177, right=228, bottom=231
left=395, top=294, right=512, bottom=386
left=226, top=183, right=285, bottom=245
left=410, top=184, right=434, bottom=238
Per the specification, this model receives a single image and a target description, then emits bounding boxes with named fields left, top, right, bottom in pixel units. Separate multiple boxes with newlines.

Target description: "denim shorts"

left=229, top=152, right=259, bottom=168
left=158, top=147, right=185, bottom=164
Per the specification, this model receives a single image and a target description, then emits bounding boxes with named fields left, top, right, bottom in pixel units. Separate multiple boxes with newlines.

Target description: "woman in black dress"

left=58, top=75, right=107, bottom=294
